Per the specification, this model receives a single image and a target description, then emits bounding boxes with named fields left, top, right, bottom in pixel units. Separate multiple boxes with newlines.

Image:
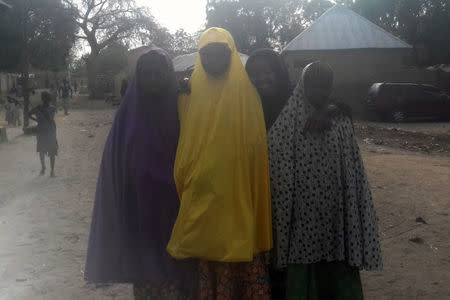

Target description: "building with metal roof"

left=283, top=5, right=411, bottom=52
left=281, top=5, right=434, bottom=117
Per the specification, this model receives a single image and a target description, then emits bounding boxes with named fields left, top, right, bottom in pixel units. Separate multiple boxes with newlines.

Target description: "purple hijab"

left=85, top=48, right=196, bottom=289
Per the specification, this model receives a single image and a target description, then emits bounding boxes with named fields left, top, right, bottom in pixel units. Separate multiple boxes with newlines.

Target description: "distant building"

left=282, top=5, right=434, bottom=116
left=0, top=73, right=18, bottom=94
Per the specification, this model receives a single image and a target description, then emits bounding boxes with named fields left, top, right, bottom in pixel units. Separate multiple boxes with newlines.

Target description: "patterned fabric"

left=268, top=81, right=382, bottom=271
left=198, top=255, right=271, bottom=300
left=286, top=261, right=364, bottom=300
left=133, top=282, right=194, bottom=300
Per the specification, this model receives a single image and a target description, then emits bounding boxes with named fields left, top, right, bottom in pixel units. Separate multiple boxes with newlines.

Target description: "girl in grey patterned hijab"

left=268, top=61, right=382, bottom=299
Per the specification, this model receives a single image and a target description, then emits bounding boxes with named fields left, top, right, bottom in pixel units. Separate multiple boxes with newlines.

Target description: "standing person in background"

left=50, top=84, right=58, bottom=106
left=6, top=95, right=21, bottom=127
left=73, top=81, right=78, bottom=94
left=85, top=49, right=197, bottom=300
left=10, top=84, right=18, bottom=96
left=28, top=92, right=58, bottom=177
left=251, top=60, right=382, bottom=300
left=12, top=97, right=21, bottom=127
left=60, top=80, right=72, bottom=116
left=167, top=27, right=272, bottom=300
left=120, top=78, right=128, bottom=99
left=5, top=97, right=13, bottom=126
left=56, top=80, right=61, bottom=98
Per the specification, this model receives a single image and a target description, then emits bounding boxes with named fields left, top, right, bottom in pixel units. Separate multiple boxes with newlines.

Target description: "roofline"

left=128, top=45, right=153, bottom=54
left=282, top=4, right=412, bottom=52
left=282, top=47, right=413, bottom=53
left=343, top=5, right=412, bottom=48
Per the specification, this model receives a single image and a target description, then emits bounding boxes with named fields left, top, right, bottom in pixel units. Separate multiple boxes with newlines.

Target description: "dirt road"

left=0, top=100, right=449, bottom=299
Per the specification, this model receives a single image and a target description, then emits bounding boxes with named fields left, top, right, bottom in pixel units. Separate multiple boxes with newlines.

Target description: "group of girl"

left=85, top=27, right=382, bottom=300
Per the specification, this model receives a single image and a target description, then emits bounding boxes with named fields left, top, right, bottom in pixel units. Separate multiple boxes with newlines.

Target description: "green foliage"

left=206, top=0, right=450, bottom=64
left=206, top=0, right=270, bottom=53
left=0, top=0, right=77, bottom=72
left=171, top=29, right=200, bottom=56
left=64, top=0, right=167, bottom=55
left=353, top=0, right=450, bottom=64
left=70, top=54, right=89, bottom=78
left=63, top=0, right=172, bottom=95
left=0, top=2, right=21, bottom=71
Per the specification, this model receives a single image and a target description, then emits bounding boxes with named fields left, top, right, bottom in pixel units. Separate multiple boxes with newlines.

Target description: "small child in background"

left=28, top=92, right=58, bottom=177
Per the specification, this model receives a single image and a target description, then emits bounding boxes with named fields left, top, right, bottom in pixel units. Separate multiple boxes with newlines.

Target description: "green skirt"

left=286, top=261, right=364, bottom=300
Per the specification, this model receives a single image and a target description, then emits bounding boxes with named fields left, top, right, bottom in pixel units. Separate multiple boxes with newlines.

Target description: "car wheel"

left=391, top=111, right=406, bottom=122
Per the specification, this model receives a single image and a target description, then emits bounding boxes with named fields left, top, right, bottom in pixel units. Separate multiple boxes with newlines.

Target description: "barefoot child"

left=29, top=92, right=58, bottom=177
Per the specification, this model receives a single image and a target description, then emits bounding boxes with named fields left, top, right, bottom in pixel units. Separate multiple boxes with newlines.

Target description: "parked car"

left=366, top=83, right=450, bottom=122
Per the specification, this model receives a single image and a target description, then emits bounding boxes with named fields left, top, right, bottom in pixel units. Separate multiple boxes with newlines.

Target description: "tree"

left=95, top=43, right=128, bottom=75
left=0, top=0, right=77, bottom=128
left=205, top=0, right=331, bottom=52
left=70, top=54, right=89, bottom=79
left=352, top=0, right=450, bottom=64
left=63, top=0, right=166, bottom=97
left=171, top=29, right=199, bottom=56
left=206, top=0, right=450, bottom=64
left=206, top=0, right=271, bottom=53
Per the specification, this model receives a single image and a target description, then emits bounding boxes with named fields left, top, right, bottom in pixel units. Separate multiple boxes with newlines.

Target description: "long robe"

left=167, top=28, right=272, bottom=262
left=85, top=49, right=196, bottom=290
left=268, top=77, right=382, bottom=271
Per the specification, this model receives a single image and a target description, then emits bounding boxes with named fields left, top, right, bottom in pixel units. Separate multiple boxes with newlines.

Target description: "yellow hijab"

left=167, top=27, right=272, bottom=262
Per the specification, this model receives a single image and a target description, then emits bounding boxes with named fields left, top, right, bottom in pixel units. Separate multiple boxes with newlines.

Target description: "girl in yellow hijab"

left=167, top=28, right=272, bottom=299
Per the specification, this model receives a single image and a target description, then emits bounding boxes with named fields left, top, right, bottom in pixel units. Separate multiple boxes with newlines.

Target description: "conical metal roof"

left=283, top=5, right=412, bottom=52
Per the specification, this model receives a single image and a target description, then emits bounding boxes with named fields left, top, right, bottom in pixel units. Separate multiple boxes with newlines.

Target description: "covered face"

left=199, top=42, right=232, bottom=78
left=136, top=52, right=170, bottom=97
left=166, top=28, right=272, bottom=262
left=246, top=49, right=291, bottom=100
left=302, top=61, right=334, bottom=109
left=246, top=58, right=277, bottom=98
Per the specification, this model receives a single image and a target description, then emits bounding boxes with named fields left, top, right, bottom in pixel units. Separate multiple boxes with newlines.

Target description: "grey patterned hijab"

left=267, top=70, right=383, bottom=271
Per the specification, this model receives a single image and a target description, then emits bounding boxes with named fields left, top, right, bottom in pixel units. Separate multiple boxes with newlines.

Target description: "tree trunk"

left=86, top=53, right=98, bottom=99
left=22, top=72, right=30, bottom=129
left=19, top=0, right=30, bottom=130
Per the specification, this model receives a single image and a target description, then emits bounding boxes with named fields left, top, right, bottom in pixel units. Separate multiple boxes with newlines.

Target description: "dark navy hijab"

left=85, top=48, right=196, bottom=289
left=246, top=49, right=292, bottom=130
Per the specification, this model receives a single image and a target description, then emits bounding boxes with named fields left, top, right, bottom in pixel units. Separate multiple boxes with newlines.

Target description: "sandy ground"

left=0, top=97, right=449, bottom=299
left=360, top=121, right=450, bottom=135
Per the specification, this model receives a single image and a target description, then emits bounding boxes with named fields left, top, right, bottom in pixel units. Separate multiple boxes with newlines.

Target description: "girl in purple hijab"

left=85, top=49, right=197, bottom=299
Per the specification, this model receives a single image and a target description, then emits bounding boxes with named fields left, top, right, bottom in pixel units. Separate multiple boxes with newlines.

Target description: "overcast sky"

left=137, top=0, right=207, bottom=33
